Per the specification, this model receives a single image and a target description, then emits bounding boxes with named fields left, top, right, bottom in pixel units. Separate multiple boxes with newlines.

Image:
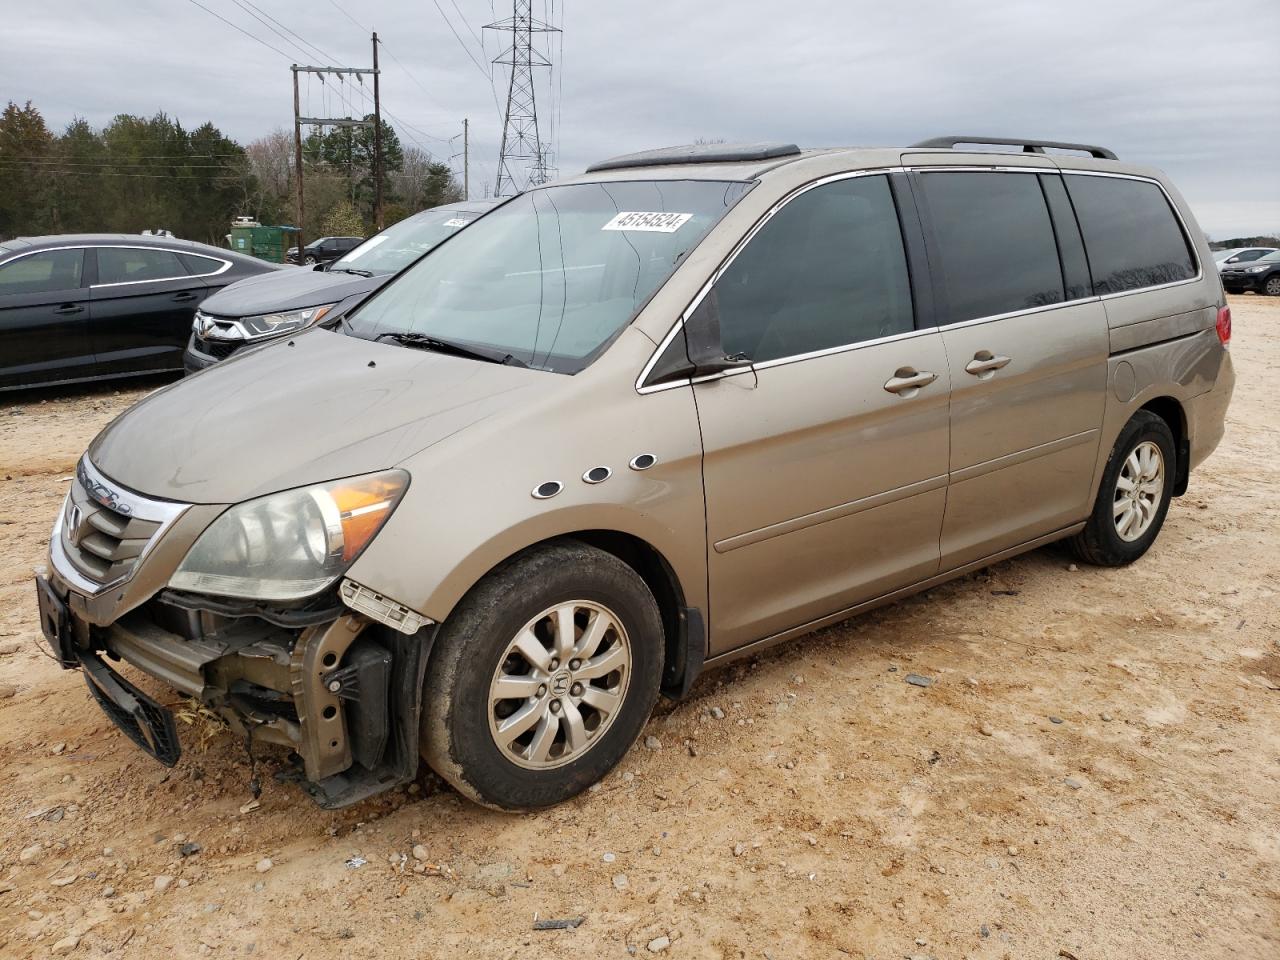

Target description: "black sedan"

left=1221, top=250, right=1280, bottom=297
left=185, top=200, right=498, bottom=371
left=0, top=235, right=278, bottom=391
left=285, top=235, right=364, bottom=266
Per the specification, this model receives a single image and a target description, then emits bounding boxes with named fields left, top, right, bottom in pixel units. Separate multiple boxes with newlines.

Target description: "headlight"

left=239, top=303, right=336, bottom=340
left=169, top=470, right=408, bottom=601
left=1246, top=265, right=1268, bottom=274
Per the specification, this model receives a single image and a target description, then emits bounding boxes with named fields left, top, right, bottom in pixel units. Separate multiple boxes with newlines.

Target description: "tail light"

left=1215, top=305, right=1232, bottom=345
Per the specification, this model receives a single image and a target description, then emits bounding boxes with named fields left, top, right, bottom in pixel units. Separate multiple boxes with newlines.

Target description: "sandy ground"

left=0, top=297, right=1276, bottom=960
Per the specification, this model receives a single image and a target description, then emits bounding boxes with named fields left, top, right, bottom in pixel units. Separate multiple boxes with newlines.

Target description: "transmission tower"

left=485, top=1, right=559, bottom=197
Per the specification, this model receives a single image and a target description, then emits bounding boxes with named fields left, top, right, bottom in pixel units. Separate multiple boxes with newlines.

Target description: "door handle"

left=964, top=351, right=1012, bottom=378
left=172, top=292, right=199, bottom=302
left=883, top=368, right=938, bottom=396
left=54, top=304, right=84, bottom=315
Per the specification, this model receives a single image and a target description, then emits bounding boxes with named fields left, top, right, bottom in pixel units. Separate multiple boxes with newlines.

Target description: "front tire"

left=1264, top=275, right=1280, bottom=297
left=420, top=541, right=664, bottom=809
left=1068, top=410, right=1176, bottom=567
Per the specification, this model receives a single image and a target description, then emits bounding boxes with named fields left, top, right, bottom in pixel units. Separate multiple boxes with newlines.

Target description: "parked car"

left=0, top=235, right=278, bottom=391
left=37, top=138, right=1233, bottom=811
left=184, top=200, right=500, bottom=371
left=286, top=235, right=364, bottom=266
left=1213, top=247, right=1277, bottom=272
left=1221, top=249, right=1280, bottom=296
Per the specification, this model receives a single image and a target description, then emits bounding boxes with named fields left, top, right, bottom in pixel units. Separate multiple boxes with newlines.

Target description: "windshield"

left=344, top=179, right=751, bottom=373
left=333, top=210, right=487, bottom=275
left=1255, top=251, right=1280, bottom=263
left=1213, top=250, right=1238, bottom=262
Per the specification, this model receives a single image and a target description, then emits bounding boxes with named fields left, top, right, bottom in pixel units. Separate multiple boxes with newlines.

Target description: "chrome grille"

left=53, top=458, right=188, bottom=593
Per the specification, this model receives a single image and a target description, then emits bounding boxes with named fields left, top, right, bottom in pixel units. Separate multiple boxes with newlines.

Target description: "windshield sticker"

left=442, top=218, right=473, bottom=227
left=602, top=211, right=693, bottom=233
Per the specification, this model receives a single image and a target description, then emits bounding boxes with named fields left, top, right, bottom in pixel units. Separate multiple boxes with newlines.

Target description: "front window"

left=344, top=179, right=752, bottom=373
left=332, top=209, right=489, bottom=276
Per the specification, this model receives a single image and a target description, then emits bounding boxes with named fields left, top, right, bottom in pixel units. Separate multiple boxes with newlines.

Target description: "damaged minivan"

left=36, top=138, right=1234, bottom=809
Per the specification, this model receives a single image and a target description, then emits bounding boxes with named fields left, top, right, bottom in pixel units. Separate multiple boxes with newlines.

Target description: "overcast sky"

left=5, top=0, right=1279, bottom=236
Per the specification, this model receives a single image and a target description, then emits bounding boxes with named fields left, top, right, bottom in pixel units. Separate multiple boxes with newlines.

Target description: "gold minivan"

left=36, top=138, right=1234, bottom=809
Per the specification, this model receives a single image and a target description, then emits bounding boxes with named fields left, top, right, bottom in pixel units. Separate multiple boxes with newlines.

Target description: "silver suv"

left=36, top=137, right=1234, bottom=810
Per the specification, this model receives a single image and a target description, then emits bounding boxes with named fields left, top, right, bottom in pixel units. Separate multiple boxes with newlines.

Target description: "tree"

left=0, top=101, right=56, bottom=238
left=321, top=198, right=364, bottom=238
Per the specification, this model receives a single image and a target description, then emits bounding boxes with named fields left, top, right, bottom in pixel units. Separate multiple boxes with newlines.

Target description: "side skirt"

left=703, top=522, right=1086, bottom=669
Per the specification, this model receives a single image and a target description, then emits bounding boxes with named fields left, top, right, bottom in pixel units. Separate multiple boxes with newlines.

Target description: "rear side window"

left=97, top=248, right=188, bottom=285
left=917, top=171, right=1064, bottom=324
left=713, top=175, right=914, bottom=364
left=179, top=253, right=226, bottom=276
left=1064, top=175, right=1196, bottom=294
left=0, top=249, right=85, bottom=295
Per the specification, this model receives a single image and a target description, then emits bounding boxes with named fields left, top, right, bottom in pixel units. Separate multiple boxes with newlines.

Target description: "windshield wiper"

left=329, top=267, right=374, bottom=277
left=374, top=331, right=528, bottom=368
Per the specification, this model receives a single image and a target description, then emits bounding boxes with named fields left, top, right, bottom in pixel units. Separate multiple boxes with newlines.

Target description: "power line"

left=430, top=0, right=492, bottom=79
left=183, top=0, right=293, bottom=60
left=229, top=0, right=317, bottom=63
left=237, top=0, right=338, bottom=63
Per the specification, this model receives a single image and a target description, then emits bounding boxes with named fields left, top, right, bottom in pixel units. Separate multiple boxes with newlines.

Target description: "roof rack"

left=909, top=136, right=1117, bottom=161
left=586, top=141, right=801, bottom=174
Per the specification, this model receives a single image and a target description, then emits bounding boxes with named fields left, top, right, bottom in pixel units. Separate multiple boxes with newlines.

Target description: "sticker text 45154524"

left=601, top=211, right=693, bottom=233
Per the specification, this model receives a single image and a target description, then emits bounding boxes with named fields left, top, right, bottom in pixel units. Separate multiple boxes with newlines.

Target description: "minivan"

left=36, top=137, right=1234, bottom=810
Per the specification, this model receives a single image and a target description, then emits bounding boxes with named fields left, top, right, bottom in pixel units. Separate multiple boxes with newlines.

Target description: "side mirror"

left=313, top=262, right=327, bottom=272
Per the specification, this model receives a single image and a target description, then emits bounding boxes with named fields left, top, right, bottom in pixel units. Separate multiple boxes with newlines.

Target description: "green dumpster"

left=228, top=223, right=299, bottom=264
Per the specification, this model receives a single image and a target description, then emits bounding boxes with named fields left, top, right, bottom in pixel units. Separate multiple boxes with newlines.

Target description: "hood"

left=89, top=328, right=550, bottom=504
left=200, top=267, right=385, bottom=317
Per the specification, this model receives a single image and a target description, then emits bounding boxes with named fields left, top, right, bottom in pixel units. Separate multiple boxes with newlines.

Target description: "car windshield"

left=1213, top=250, right=1238, bottom=262
left=331, top=209, right=486, bottom=276
left=1256, top=251, right=1280, bottom=263
left=344, top=179, right=752, bottom=373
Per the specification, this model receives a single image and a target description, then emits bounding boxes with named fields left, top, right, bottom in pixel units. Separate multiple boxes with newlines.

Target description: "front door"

left=88, top=246, right=209, bottom=374
left=690, top=174, right=951, bottom=654
left=0, top=248, right=92, bottom=389
left=911, top=169, right=1109, bottom=568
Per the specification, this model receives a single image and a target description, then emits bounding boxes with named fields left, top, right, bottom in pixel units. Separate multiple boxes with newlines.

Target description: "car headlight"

left=169, top=470, right=408, bottom=601
left=239, top=303, right=336, bottom=340
left=1246, top=265, right=1268, bottom=274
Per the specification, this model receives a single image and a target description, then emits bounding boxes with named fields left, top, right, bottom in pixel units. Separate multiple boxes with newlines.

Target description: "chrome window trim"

left=636, top=165, right=1207, bottom=395
left=0, top=243, right=233, bottom=289
left=635, top=166, right=910, bottom=395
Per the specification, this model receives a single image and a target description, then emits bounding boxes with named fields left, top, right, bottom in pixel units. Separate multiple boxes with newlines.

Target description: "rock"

left=0, top=683, right=17, bottom=699
left=101, top=886, right=116, bottom=898
left=154, top=875, right=174, bottom=891
left=50, top=874, right=78, bottom=887
left=1065, top=778, right=1083, bottom=790
left=904, top=674, right=933, bottom=688
left=644, top=735, right=662, bottom=750
left=1007, top=845, right=1020, bottom=857
left=1067, top=563, right=1079, bottom=572
left=412, top=844, right=429, bottom=861
left=980, top=924, right=991, bottom=938
left=19, top=843, right=43, bottom=864
left=1100, top=712, right=1113, bottom=722
left=979, top=722, right=995, bottom=737
left=179, top=842, right=202, bottom=857
left=51, top=741, right=66, bottom=755
left=255, top=858, right=273, bottom=873
left=0, top=640, right=23, bottom=655
left=709, top=707, right=725, bottom=720
left=647, top=935, right=671, bottom=953
left=51, top=935, right=80, bottom=955
left=612, top=873, right=630, bottom=891
left=1049, top=716, right=1063, bottom=724
left=601, top=852, right=616, bottom=864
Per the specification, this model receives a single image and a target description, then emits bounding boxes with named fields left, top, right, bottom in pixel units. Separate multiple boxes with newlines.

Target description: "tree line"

left=0, top=100, right=462, bottom=247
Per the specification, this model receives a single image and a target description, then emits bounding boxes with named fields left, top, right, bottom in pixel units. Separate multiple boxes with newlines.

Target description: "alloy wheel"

left=487, top=600, right=631, bottom=769
left=1113, top=440, right=1164, bottom=542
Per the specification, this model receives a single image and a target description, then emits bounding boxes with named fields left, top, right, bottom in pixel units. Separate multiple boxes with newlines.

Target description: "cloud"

left=5, top=0, right=1278, bottom=233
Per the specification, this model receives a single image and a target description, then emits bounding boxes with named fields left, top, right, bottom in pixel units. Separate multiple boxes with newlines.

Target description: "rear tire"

left=1264, top=275, right=1280, bottom=297
left=420, top=541, right=664, bottom=810
left=1068, top=410, right=1176, bottom=567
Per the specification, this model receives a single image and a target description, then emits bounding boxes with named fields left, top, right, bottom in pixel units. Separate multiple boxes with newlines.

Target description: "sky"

left=4, top=0, right=1278, bottom=237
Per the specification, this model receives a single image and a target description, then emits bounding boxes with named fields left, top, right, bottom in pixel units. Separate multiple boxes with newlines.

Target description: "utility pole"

left=292, top=65, right=305, bottom=254
left=289, top=57, right=380, bottom=255
left=372, top=32, right=383, bottom=231
left=463, top=118, right=469, bottom=201
left=485, top=1, right=559, bottom=197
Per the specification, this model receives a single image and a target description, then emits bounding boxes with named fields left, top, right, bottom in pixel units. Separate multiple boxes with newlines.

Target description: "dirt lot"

left=0, top=297, right=1276, bottom=960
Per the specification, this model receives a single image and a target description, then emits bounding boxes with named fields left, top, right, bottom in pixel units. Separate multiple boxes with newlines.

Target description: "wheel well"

left=1138, top=396, right=1189, bottom=496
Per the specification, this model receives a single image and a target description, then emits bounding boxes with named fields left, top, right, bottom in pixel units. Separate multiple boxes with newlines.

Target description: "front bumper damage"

left=37, top=567, right=435, bottom=808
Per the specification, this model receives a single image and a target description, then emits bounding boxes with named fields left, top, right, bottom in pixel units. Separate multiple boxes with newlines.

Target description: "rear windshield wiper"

left=374, top=331, right=528, bottom=368
left=329, top=267, right=374, bottom=277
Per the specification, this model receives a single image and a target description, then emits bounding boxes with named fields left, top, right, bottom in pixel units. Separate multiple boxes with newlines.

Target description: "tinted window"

left=97, top=248, right=187, bottom=284
left=713, top=175, right=914, bottom=364
left=1064, top=175, right=1195, bottom=294
left=0, top=250, right=85, bottom=296
left=178, top=253, right=225, bottom=275
left=919, top=171, right=1064, bottom=323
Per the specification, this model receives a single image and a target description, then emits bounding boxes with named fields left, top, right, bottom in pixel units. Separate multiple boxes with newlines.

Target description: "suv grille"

left=56, top=459, right=187, bottom=590
left=192, top=334, right=242, bottom=360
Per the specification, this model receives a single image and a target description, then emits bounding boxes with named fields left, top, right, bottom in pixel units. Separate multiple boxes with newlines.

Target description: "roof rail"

left=586, top=142, right=801, bottom=174
left=909, top=136, right=1117, bottom=161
